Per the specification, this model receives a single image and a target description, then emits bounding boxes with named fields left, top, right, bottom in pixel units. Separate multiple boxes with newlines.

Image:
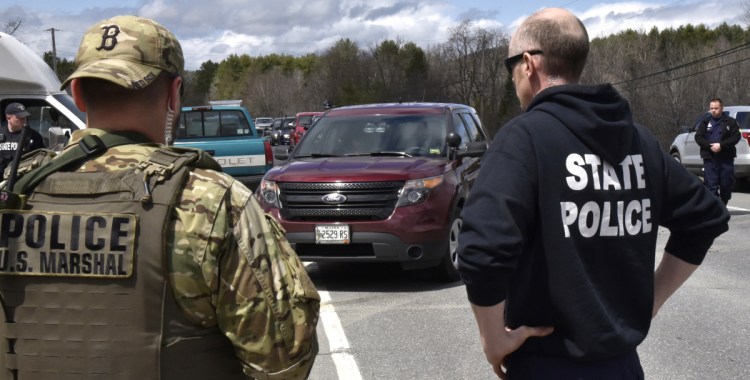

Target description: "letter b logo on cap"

left=96, top=25, right=120, bottom=51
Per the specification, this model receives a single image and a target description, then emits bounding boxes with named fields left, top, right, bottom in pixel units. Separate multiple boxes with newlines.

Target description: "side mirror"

left=446, top=133, right=461, bottom=148
left=48, top=126, right=71, bottom=152
left=457, top=141, right=488, bottom=158
left=446, top=133, right=461, bottom=160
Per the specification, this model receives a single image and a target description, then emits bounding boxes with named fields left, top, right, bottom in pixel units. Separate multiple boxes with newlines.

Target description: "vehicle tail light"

left=264, top=139, right=273, bottom=165
left=743, top=132, right=750, bottom=146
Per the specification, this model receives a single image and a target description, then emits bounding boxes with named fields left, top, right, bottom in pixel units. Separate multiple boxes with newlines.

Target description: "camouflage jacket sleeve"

left=168, top=169, right=320, bottom=379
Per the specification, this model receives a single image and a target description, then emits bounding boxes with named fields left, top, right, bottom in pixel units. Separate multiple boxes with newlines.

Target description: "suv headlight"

left=259, top=179, right=281, bottom=208
left=396, top=175, right=444, bottom=207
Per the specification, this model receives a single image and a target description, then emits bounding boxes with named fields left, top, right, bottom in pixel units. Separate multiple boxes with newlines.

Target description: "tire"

left=671, top=151, right=681, bottom=163
left=432, top=209, right=462, bottom=282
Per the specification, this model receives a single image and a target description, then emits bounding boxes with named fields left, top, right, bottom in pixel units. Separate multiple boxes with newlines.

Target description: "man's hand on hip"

left=470, top=302, right=554, bottom=379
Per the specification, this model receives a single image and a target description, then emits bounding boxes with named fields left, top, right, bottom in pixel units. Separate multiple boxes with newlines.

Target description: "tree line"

left=33, top=20, right=750, bottom=150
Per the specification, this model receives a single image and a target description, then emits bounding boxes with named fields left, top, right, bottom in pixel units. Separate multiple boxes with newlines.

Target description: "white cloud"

left=161, top=0, right=463, bottom=69
left=579, top=1, right=746, bottom=38
left=3, top=0, right=748, bottom=70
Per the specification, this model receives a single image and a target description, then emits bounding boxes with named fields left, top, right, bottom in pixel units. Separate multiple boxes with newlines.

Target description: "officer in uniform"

left=0, top=15, right=319, bottom=380
left=1, top=102, right=46, bottom=180
left=695, top=98, right=741, bottom=205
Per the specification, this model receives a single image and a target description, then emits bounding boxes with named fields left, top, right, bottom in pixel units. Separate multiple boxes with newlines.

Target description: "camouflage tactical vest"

left=0, top=140, right=246, bottom=379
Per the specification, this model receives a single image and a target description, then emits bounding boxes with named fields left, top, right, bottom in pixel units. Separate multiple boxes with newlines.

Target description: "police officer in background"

left=0, top=15, right=319, bottom=380
left=1, top=102, right=46, bottom=180
left=695, top=98, right=741, bottom=205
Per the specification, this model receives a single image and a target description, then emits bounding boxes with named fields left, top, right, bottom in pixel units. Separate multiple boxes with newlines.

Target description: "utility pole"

left=46, top=27, right=59, bottom=75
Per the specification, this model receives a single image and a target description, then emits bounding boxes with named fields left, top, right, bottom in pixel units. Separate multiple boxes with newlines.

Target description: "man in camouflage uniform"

left=0, top=15, right=319, bottom=379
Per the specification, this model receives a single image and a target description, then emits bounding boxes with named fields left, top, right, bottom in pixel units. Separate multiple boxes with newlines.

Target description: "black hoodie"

left=457, top=84, right=729, bottom=360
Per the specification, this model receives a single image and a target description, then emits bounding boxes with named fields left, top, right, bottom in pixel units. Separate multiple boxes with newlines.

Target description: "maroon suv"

left=256, top=102, right=490, bottom=281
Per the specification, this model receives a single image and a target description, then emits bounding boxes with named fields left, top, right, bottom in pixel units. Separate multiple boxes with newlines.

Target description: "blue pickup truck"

left=174, top=101, right=273, bottom=190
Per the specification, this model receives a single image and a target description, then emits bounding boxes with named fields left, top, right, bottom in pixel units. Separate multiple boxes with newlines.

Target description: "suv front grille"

left=279, top=181, right=403, bottom=221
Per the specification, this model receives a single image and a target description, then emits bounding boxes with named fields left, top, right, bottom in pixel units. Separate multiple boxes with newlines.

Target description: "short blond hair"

left=511, top=8, right=589, bottom=82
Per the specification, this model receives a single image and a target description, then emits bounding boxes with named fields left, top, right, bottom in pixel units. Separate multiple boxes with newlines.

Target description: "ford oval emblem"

left=322, top=192, right=347, bottom=204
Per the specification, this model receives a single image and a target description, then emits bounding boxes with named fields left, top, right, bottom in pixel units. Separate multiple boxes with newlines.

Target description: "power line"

left=620, top=55, right=750, bottom=92
left=614, top=40, right=750, bottom=93
left=613, top=41, right=750, bottom=86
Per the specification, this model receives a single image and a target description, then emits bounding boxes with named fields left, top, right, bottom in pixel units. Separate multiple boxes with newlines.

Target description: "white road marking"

left=304, top=262, right=362, bottom=380
left=318, top=287, right=363, bottom=380
left=727, top=205, right=750, bottom=212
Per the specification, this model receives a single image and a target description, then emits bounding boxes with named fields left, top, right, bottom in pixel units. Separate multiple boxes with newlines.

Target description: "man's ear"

left=70, top=79, right=87, bottom=113
left=522, top=52, right=537, bottom=78
left=169, top=76, right=183, bottom=111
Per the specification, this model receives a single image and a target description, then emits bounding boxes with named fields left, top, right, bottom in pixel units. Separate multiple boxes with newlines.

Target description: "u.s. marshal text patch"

left=0, top=210, right=137, bottom=278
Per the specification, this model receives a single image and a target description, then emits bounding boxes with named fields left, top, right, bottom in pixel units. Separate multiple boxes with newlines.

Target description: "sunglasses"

left=504, top=50, right=543, bottom=75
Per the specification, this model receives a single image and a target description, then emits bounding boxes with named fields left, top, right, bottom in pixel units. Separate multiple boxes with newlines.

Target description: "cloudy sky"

left=1, top=0, right=747, bottom=70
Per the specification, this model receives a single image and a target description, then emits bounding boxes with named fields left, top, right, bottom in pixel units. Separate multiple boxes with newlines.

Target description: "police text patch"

left=0, top=211, right=136, bottom=278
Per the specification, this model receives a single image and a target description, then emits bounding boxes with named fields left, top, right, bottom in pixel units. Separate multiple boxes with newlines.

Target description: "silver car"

left=669, top=105, right=750, bottom=179
left=254, top=117, right=274, bottom=134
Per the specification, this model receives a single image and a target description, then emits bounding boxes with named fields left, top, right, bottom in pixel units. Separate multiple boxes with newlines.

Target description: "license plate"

left=315, top=224, right=350, bottom=244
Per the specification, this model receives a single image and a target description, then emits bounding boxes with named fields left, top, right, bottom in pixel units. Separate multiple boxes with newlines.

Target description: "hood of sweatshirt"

left=527, top=83, right=635, bottom=165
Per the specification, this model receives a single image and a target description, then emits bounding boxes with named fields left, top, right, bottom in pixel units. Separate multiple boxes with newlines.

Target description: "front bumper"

left=287, top=230, right=447, bottom=270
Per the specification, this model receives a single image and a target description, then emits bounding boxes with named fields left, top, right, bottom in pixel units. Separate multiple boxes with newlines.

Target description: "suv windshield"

left=295, top=114, right=447, bottom=158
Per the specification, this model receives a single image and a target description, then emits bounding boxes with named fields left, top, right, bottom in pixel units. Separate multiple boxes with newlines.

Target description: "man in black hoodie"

left=457, top=8, right=729, bottom=380
left=695, top=98, right=741, bottom=205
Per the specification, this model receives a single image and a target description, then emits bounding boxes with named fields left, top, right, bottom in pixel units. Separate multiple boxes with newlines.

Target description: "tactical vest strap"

left=139, top=149, right=193, bottom=182
left=78, top=134, right=107, bottom=155
left=12, top=132, right=154, bottom=197
left=162, top=146, right=223, bottom=172
left=135, top=147, right=222, bottom=204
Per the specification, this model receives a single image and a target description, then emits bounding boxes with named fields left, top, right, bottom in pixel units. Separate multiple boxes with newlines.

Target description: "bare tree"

left=430, top=20, right=510, bottom=134
left=743, top=1, right=750, bottom=28
left=4, top=18, right=21, bottom=35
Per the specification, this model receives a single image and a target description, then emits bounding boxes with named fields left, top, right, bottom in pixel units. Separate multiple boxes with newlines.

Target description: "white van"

left=0, top=32, right=85, bottom=150
left=670, top=105, right=750, bottom=180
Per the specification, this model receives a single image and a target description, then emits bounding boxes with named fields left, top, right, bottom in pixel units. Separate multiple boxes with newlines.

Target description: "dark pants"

left=506, top=350, right=644, bottom=380
left=703, top=158, right=735, bottom=205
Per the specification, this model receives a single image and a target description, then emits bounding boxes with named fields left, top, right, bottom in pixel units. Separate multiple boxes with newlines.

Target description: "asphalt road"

left=303, top=189, right=750, bottom=380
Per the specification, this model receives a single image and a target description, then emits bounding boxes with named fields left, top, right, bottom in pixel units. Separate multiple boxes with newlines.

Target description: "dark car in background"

left=257, top=102, right=490, bottom=281
left=270, top=116, right=295, bottom=145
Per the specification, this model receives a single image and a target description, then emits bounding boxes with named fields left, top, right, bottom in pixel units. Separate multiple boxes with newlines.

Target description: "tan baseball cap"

left=61, top=15, right=184, bottom=90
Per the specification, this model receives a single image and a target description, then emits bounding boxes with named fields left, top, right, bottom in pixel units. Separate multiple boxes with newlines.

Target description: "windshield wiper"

left=294, top=153, right=342, bottom=158
left=371, top=151, right=414, bottom=157
left=345, top=151, right=413, bottom=157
